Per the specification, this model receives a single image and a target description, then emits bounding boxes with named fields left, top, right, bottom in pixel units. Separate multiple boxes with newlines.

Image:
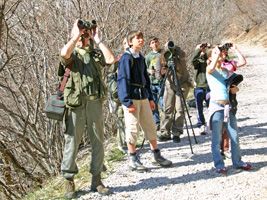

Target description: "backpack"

left=107, top=64, right=119, bottom=102
left=106, top=50, right=135, bottom=103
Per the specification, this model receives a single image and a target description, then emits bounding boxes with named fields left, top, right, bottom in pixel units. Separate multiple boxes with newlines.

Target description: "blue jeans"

left=211, top=110, right=245, bottom=170
left=194, top=87, right=209, bottom=127
left=151, top=84, right=163, bottom=125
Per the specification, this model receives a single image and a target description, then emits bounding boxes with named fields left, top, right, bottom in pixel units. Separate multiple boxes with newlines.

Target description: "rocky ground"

left=77, top=44, right=267, bottom=200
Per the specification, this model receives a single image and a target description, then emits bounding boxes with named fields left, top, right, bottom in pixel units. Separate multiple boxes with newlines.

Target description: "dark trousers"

left=194, top=87, right=209, bottom=127
left=151, top=84, right=163, bottom=125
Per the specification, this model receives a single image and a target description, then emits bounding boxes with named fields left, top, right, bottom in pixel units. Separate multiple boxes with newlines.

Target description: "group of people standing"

left=58, top=19, right=252, bottom=199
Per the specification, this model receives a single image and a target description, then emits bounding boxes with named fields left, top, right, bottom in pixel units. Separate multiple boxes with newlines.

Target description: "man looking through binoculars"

left=60, top=19, right=115, bottom=198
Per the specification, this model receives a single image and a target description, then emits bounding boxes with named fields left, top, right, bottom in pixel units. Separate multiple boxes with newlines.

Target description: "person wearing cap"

left=145, top=37, right=164, bottom=131
left=60, top=19, right=115, bottom=198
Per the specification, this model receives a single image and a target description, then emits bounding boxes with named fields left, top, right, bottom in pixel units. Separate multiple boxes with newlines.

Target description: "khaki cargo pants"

left=61, top=98, right=105, bottom=180
left=160, top=79, right=189, bottom=136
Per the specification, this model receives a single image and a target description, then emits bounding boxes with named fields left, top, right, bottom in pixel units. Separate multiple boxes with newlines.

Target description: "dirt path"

left=78, top=44, right=267, bottom=200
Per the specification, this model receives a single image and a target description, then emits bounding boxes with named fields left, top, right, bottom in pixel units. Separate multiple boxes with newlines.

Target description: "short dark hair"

left=148, top=36, right=159, bottom=44
left=127, top=31, right=144, bottom=46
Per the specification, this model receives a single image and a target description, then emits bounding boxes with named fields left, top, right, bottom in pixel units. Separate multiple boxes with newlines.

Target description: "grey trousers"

left=61, top=99, right=105, bottom=180
left=116, top=105, right=126, bottom=148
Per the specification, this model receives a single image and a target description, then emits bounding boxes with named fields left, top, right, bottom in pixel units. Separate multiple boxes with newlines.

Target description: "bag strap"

left=58, top=62, right=73, bottom=93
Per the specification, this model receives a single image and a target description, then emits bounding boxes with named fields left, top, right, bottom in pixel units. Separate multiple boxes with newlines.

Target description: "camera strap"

left=58, top=63, right=73, bottom=93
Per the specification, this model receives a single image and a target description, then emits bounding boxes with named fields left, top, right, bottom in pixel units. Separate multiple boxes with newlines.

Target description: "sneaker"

left=172, top=135, right=181, bottom=143
left=223, top=151, right=231, bottom=159
left=153, top=150, right=172, bottom=167
left=158, top=134, right=172, bottom=142
left=199, top=125, right=207, bottom=135
left=237, top=163, right=252, bottom=171
left=129, top=154, right=148, bottom=172
left=64, top=179, right=76, bottom=199
left=216, top=167, right=227, bottom=176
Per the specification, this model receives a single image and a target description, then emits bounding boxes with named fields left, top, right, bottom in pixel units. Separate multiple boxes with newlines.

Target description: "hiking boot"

left=129, top=154, right=148, bottom=172
left=158, top=133, right=171, bottom=142
left=64, top=179, right=75, bottom=199
left=153, top=150, right=172, bottom=167
left=91, top=174, right=110, bottom=195
left=172, top=135, right=181, bottom=143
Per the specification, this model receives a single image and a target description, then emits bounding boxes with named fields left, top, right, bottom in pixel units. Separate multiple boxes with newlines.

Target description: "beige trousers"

left=122, top=99, right=157, bottom=145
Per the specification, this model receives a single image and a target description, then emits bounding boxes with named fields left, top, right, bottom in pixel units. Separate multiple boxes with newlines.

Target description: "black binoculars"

left=77, top=19, right=97, bottom=31
left=219, top=43, right=233, bottom=51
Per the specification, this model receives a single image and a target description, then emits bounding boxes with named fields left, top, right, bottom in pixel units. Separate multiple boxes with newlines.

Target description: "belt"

left=130, top=83, right=145, bottom=88
left=84, top=95, right=98, bottom=101
left=215, top=100, right=229, bottom=105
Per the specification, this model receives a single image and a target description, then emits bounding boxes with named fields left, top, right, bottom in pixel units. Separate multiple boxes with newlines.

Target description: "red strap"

left=58, top=63, right=73, bottom=93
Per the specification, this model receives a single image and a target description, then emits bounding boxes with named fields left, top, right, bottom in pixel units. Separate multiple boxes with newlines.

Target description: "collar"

left=129, top=48, right=140, bottom=58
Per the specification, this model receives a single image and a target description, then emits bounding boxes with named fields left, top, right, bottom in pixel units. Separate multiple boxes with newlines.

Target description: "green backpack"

left=107, top=64, right=119, bottom=102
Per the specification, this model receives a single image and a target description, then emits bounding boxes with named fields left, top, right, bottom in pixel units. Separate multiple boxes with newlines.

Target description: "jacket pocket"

left=64, top=75, right=82, bottom=108
left=65, top=88, right=82, bottom=108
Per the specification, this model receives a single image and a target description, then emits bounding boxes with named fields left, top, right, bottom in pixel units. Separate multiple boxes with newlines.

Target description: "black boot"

left=153, top=149, right=172, bottom=167
left=91, top=174, right=110, bottom=195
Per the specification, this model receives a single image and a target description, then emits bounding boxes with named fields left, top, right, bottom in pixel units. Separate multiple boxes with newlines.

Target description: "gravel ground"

left=78, top=44, right=267, bottom=200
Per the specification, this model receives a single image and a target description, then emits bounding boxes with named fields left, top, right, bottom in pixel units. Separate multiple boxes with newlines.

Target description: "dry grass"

left=22, top=142, right=126, bottom=200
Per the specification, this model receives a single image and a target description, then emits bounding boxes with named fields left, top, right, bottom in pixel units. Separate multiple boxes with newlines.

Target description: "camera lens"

left=167, top=41, right=175, bottom=49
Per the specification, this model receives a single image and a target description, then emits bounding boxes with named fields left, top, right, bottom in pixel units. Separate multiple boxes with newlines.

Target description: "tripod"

left=158, top=56, right=198, bottom=154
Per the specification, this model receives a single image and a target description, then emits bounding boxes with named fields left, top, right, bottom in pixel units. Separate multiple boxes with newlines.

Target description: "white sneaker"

left=200, top=125, right=207, bottom=135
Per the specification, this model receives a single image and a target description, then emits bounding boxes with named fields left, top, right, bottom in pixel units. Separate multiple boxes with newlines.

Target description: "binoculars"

left=77, top=19, right=97, bottom=31
left=219, top=43, right=233, bottom=51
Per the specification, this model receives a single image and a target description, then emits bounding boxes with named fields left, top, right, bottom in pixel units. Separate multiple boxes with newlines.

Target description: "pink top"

left=221, top=60, right=237, bottom=73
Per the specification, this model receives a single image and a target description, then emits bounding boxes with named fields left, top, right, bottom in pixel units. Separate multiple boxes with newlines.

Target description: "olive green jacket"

left=191, top=49, right=208, bottom=88
left=60, top=47, right=106, bottom=108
